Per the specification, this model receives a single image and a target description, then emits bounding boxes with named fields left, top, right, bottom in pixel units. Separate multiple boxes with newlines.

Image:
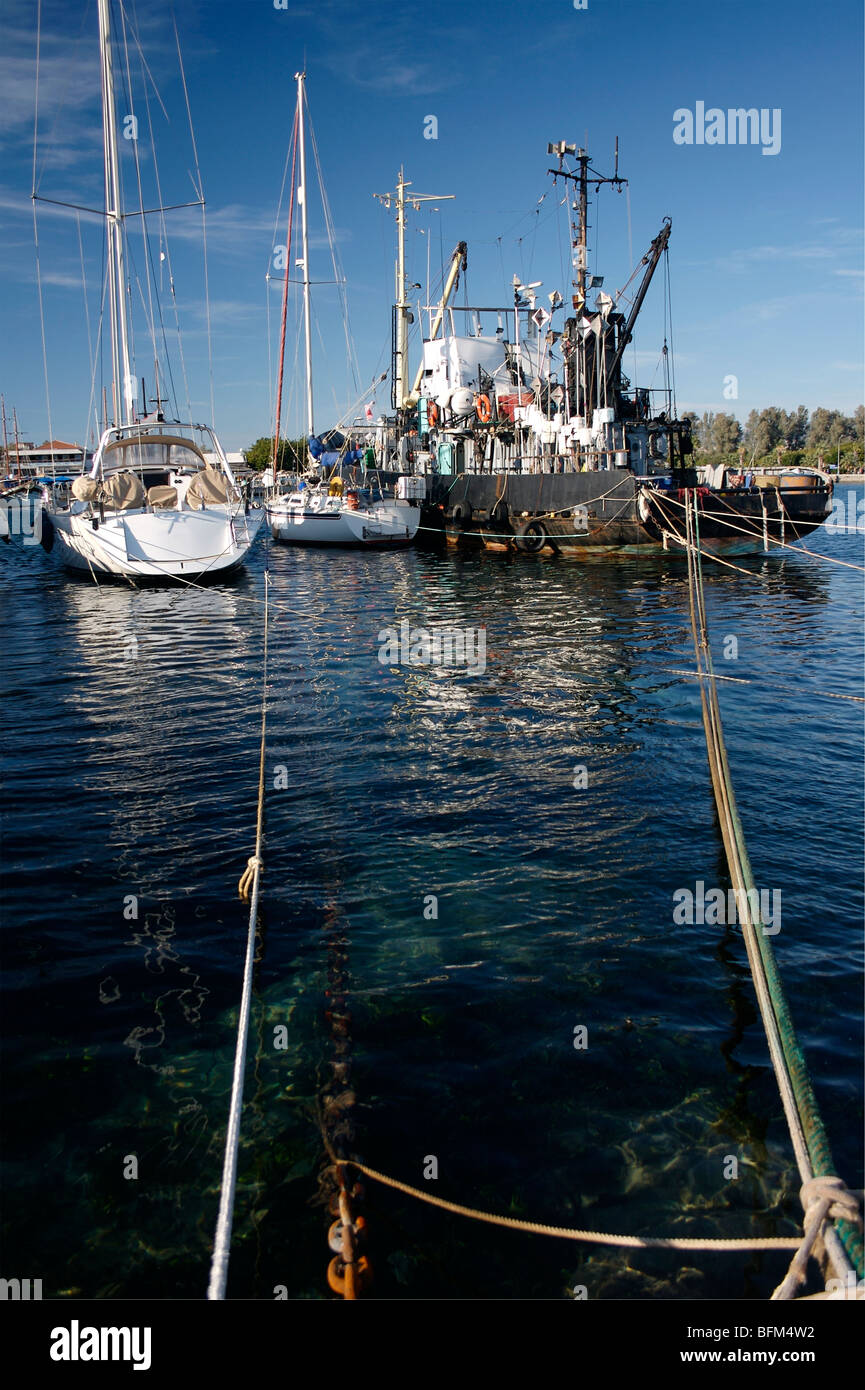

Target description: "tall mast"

left=395, top=168, right=408, bottom=412
left=296, top=72, right=314, bottom=438
left=12, top=408, right=22, bottom=477
left=1, top=396, right=9, bottom=477
left=374, top=173, right=454, bottom=411
left=548, top=140, right=627, bottom=420
left=97, top=0, right=133, bottom=426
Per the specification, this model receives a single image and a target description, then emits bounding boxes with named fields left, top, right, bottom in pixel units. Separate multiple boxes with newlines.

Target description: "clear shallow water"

left=1, top=492, right=862, bottom=1300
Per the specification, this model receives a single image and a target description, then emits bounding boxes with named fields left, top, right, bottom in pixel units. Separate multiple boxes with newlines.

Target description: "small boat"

left=29, top=0, right=261, bottom=583
left=267, top=477, right=421, bottom=547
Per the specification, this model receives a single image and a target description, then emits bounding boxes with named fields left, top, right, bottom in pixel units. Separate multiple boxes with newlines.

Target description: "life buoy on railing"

left=427, top=401, right=439, bottom=428
left=475, top=394, right=492, bottom=423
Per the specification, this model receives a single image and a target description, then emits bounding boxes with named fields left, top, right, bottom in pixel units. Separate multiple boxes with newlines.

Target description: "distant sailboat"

left=265, top=74, right=421, bottom=550
left=34, top=0, right=261, bottom=582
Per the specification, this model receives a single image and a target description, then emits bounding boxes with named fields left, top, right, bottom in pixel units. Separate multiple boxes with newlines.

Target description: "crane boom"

left=605, top=217, right=671, bottom=393
left=409, top=241, right=468, bottom=400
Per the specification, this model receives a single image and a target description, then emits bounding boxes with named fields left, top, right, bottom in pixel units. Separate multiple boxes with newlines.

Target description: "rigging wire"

left=139, top=29, right=193, bottom=421
left=200, top=211, right=216, bottom=428
left=32, top=0, right=94, bottom=198
left=31, top=200, right=55, bottom=458
left=272, top=108, right=299, bottom=466
left=32, top=0, right=42, bottom=198
left=76, top=212, right=94, bottom=410
left=119, top=4, right=159, bottom=395
left=83, top=251, right=110, bottom=448
left=307, top=107, right=361, bottom=395
left=31, top=0, right=55, bottom=451
left=266, top=113, right=299, bottom=440
left=665, top=247, right=677, bottom=418
left=169, top=3, right=216, bottom=427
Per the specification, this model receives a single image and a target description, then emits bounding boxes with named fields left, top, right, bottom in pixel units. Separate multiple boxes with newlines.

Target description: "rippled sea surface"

left=1, top=490, right=862, bottom=1300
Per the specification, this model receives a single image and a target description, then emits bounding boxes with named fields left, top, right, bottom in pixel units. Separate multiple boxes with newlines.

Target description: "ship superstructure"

left=352, top=141, right=832, bottom=555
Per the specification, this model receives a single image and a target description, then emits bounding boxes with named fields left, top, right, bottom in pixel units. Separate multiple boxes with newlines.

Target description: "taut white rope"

left=207, top=571, right=269, bottom=1300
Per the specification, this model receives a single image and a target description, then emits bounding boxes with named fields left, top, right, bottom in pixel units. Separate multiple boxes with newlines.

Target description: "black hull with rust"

left=347, top=467, right=833, bottom=555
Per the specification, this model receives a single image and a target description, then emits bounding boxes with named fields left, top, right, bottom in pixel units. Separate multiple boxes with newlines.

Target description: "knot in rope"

left=800, top=1176, right=862, bottom=1229
left=771, top=1175, right=862, bottom=1299
left=238, top=855, right=264, bottom=900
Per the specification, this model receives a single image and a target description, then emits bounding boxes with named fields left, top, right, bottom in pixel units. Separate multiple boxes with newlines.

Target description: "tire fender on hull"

left=513, top=519, right=547, bottom=553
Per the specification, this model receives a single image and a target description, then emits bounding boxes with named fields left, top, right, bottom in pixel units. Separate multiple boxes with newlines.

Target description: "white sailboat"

left=37, top=0, right=261, bottom=583
left=265, top=74, right=421, bottom=550
left=268, top=475, right=423, bottom=547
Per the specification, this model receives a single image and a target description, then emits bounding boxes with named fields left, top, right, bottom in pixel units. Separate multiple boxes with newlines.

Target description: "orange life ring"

left=475, top=393, right=492, bottom=423
left=426, top=401, right=439, bottom=428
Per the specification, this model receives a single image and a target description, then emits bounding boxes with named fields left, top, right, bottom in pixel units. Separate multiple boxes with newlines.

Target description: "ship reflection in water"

left=0, top=509, right=861, bottom=1299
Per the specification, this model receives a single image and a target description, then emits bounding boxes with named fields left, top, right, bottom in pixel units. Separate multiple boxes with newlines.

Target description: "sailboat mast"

left=395, top=167, right=409, bottom=412
left=1, top=396, right=9, bottom=478
left=97, top=0, right=132, bottom=427
left=296, top=72, right=314, bottom=438
left=12, top=408, right=22, bottom=477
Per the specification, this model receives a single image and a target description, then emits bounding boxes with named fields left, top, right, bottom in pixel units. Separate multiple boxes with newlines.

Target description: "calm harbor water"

left=1, top=491, right=862, bottom=1300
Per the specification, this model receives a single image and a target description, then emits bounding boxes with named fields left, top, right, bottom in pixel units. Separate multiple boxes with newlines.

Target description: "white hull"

left=46, top=504, right=263, bottom=581
left=267, top=496, right=418, bottom=547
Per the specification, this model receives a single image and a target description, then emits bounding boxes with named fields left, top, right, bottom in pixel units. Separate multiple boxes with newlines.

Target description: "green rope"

left=691, top=498, right=863, bottom=1279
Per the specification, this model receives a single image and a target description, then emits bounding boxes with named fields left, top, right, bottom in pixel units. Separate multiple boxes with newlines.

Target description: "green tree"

left=693, top=411, right=712, bottom=453
left=245, top=437, right=272, bottom=470
left=782, top=405, right=809, bottom=449
left=745, top=406, right=785, bottom=456
left=245, top=436, right=307, bottom=471
left=681, top=410, right=701, bottom=448
left=711, top=412, right=742, bottom=453
left=807, top=408, right=858, bottom=448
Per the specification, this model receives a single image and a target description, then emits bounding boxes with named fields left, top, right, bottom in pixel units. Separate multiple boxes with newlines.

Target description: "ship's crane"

left=605, top=217, right=672, bottom=395
left=408, top=241, right=468, bottom=402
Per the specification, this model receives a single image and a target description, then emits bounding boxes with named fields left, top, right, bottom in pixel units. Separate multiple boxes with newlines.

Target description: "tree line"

left=242, top=408, right=864, bottom=472
left=244, top=437, right=309, bottom=471
left=684, top=405, right=864, bottom=464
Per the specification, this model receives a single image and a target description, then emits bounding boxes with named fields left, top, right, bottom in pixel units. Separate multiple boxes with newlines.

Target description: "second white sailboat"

left=265, top=73, right=421, bottom=550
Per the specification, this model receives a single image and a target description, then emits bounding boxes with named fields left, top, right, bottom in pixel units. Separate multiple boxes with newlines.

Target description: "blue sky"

left=0, top=0, right=862, bottom=451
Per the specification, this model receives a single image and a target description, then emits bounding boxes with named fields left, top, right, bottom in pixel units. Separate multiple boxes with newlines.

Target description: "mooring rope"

left=680, top=492, right=862, bottom=1296
left=649, top=486, right=865, bottom=574
left=340, top=1160, right=804, bottom=1251
left=652, top=666, right=864, bottom=706
left=207, top=569, right=269, bottom=1301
